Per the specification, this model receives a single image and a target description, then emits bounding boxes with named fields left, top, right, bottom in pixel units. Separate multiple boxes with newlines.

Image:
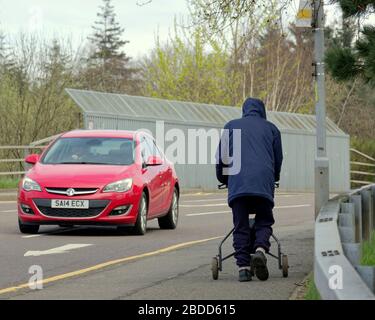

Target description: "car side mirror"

left=25, top=154, right=40, bottom=165
left=146, top=155, right=162, bottom=166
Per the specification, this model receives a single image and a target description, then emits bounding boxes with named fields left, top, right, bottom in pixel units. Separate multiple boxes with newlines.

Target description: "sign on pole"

left=296, top=0, right=313, bottom=28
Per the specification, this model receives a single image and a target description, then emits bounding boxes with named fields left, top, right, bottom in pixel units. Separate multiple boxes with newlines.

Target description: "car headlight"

left=103, top=178, right=133, bottom=193
left=22, top=177, right=42, bottom=192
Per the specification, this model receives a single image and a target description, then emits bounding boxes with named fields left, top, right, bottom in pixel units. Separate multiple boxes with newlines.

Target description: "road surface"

left=0, top=191, right=314, bottom=300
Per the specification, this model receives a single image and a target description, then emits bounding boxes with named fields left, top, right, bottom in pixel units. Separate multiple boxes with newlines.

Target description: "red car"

left=18, top=130, right=180, bottom=235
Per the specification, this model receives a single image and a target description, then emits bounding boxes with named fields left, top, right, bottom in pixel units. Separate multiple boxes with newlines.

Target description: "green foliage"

left=351, top=137, right=375, bottom=159
left=142, top=27, right=240, bottom=106
left=327, top=2, right=375, bottom=84
left=143, top=19, right=315, bottom=113
left=338, top=0, right=375, bottom=18
left=325, top=46, right=360, bottom=81
left=0, top=178, right=19, bottom=189
left=361, top=232, right=375, bottom=266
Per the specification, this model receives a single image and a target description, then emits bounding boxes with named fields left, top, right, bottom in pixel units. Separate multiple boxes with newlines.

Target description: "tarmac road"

left=0, top=191, right=314, bottom=300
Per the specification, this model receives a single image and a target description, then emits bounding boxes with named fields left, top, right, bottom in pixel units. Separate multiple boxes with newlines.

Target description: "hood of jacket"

left=242, top=98, right=267, bottom=120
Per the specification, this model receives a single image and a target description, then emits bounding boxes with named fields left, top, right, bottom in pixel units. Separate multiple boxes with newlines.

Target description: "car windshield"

left=42, top=137, right=135, bottom=166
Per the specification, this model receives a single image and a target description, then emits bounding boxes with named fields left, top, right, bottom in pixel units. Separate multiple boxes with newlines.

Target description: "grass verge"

left=304, top=274, right=321, bottom=300
left=361, top=232, right=375, bottom=266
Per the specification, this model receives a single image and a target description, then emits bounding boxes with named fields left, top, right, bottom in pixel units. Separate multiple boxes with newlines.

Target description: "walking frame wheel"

left=212, top=257, right=219, bottom=280
left=282, top=254, right=289, bottom=278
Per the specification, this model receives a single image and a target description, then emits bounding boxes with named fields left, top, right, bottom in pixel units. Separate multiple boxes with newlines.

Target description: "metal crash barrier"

left=314, top=184, right=375, bottom=300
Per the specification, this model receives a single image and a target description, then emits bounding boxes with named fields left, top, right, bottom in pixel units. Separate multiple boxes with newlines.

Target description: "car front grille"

left=45, top=188, right=98, bottom=196
left=33, top=199, right=110, bottom=218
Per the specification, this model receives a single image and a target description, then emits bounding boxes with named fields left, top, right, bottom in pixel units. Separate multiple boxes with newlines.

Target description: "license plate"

left=51, top=199, right=89, bottom=209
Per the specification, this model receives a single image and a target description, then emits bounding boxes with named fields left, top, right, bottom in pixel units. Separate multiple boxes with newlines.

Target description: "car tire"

left=131, top=192, right=148, bottom=236
left=18, top=219, right=39, bottom=234
left=158, top=188, right=179, bottom=230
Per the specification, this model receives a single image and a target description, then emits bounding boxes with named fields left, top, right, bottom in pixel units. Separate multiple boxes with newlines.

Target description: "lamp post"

left=312, top=0, right=329, bottom=218
left=296, top=0, right=329, bottom=217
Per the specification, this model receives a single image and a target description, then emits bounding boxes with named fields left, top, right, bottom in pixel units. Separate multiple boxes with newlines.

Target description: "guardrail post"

left=350, top=194, right=363, bottom=243
left=361, top=189, right=374, bottom=241
left=340, top=202, right=361, bottom=265
left=339, top=202, right=356, bottom=243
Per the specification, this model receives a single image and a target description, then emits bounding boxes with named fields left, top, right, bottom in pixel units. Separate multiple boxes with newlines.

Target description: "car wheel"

left=132, top=192, right=148, bottom=235
left=158, top=188, right=179, bottom=230
left=18, top=219, right=39, bottom=234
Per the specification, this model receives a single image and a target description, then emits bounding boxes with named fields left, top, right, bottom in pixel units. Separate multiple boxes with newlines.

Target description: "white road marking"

left=181, top=198, right=227, bottom=203
left=275, top=194, right=305, bottom=198
left=181, top=194, right=307, bottom=204
left=187, top=210, right=231, bottom=217
left=24, top=244, right=93, bottom=257
left=276, top=204, right=311, bottom=209
left=0, top=210, right=17, bottom=213
left=180, top=193, right=213, bottom=197
left=186, top=204, right=311, bottom=217
left=22, top=234, right=42, bottom=239
left=0, top=201, right=17, bottom=204
left=181, top=201, right=312, bottom=208
left=181, top=203, right=227, bottom=207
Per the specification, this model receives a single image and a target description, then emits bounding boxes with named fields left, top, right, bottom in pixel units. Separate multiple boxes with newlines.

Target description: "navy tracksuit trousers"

left=231, top=196, right=275, bottom=267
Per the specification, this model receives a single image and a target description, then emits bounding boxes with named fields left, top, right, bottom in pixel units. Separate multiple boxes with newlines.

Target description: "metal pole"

left=313, top=0, right=329, bottom=218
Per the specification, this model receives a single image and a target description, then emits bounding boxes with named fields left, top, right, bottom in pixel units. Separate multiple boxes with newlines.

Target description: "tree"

left=0, top=35, right=80, bottom=148
left=324, top=18, right=375, bottom=142
left=141, top=26, right=237, bottom=105
left=88, top=0, right=128, bottom=63
left=85, top=0, right=139, bottom=93
left=336, top=0, right=375, bottom=18
left=188, top=0, right=293, bottom=33
left=326, top=1, right=375, bottom=85
left=0, top=31, right=6, bottom=63
left=0, top=31, right=14, bottom=71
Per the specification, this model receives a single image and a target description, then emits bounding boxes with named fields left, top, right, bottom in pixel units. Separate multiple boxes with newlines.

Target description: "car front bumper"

left=18, top=189, right=141, bottom=226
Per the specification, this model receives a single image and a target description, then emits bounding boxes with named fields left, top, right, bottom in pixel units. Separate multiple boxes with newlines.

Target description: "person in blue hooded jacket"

left=216, top=97, right=283, bottom=282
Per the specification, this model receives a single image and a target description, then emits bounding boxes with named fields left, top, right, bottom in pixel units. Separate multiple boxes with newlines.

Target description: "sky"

left=0, top=0, right=373, bottom=59
left=0, top=0, right=190, bottom=59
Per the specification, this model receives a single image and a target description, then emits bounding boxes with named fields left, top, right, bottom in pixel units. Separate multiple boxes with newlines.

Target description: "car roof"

left=61, top=130, right=139, bottom=139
